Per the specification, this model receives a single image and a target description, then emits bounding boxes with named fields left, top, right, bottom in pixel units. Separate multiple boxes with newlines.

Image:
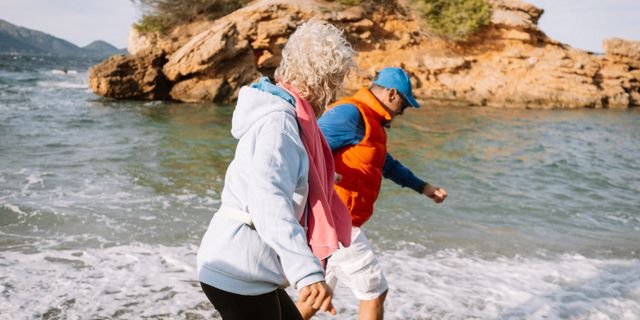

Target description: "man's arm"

left=382, top=153, right=447, bottom=203
left=318, top=104, right=365, bottom=152
left=382, top=153, right=426, bottom=192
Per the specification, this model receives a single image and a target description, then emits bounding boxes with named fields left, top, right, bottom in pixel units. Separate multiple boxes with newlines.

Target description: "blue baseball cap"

left=372, top=67, right=420, bottom=108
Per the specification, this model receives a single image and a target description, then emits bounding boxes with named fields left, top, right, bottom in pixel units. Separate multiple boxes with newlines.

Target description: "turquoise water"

left=1, top=55, right=639, bottom=319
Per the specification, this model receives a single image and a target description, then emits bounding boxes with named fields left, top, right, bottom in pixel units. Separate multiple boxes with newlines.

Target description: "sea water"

left=1, top=55, right=639, bottom=319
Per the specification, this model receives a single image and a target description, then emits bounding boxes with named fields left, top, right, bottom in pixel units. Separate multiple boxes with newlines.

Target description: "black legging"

left=201, top=282, right=303, bottom=320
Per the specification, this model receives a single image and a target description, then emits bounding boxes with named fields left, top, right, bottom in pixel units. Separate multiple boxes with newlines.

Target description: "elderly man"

left=298, top=67, right=448, bottom=320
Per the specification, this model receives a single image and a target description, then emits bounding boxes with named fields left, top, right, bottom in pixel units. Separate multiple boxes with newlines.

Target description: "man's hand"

left=423, top=184, right=447, bottom=203
left=297, top=281, right=336, bottom=316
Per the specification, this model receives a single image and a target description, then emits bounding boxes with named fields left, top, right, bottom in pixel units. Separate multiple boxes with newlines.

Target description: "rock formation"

left=88, top=0, right=640, bottom=108
left=88, top=48, right=169, bottom=100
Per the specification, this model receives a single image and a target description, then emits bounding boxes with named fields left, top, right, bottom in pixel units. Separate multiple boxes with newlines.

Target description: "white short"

left=325, top=227, right=388, bottom=301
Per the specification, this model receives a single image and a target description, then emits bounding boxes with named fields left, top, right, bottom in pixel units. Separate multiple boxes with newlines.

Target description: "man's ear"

left=388, top=88, right=398, bottom=102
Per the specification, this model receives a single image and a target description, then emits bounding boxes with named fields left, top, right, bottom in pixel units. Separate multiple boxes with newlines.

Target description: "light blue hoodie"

left=197, top=86, right=325, bottom=295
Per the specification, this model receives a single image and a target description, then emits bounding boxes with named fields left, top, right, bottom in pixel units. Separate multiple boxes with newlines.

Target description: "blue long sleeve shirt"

left=250, top=77, right=427, bottom=194
left=318, top=104, right=427, bottom=193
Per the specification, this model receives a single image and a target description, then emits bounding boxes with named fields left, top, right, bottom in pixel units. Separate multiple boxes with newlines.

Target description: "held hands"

left=298, top=281, right=336, bottom=316
left=423, top=184, right=447, bottom=203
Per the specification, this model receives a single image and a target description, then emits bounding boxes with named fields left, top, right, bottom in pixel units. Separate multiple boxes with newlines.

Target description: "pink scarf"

left=278, top=83, right=352, bottom=266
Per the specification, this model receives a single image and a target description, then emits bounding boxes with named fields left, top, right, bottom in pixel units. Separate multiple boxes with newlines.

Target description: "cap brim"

left=404, top=93, right=420, bottom=108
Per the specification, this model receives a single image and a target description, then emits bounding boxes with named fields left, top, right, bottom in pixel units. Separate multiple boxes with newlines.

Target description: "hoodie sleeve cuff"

left=295, top=272, right=326, bottom=290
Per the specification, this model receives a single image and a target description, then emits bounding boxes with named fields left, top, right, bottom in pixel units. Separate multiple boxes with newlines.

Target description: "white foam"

left=367, top=249, right=640, bottom=320
left=0, top=203, right=27, bottom=215
left=605, top=213, right=640, bottom=226
left=3, top=168, right=219, bottom=225
left=0, top=244, right=218, bottom=319
left=1, top=245, right=638, bottom=319
left=21, top=172, right=45, bottom=193
left=37, top=81, right=87, bottom=89
left=50, top=69, right=78, bottom=75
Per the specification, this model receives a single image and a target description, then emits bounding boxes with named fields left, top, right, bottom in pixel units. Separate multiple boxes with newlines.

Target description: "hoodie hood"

left=231, top=86, right=297, bottom=139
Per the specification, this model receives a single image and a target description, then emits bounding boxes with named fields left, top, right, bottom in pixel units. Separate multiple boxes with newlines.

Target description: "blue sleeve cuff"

left=295, top=272, right=325, bottom=290
left=408, top=180, right=428, bottom=194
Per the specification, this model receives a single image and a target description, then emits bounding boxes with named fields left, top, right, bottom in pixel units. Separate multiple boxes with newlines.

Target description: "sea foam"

left=1, top=245, right=638, bottom=320
left=36, top=81, right=87, bottom=89
left=50, top=69, right=79, bottom=75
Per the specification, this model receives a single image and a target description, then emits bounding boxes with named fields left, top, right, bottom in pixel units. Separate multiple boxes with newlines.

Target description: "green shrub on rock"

left=133, top=15, right=170, bottom=33
left=132, top=0, right=249, bottom=33
left=414, top=0, right=491, bottom=41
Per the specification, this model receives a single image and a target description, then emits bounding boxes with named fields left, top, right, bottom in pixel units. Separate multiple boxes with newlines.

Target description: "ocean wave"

left=36, top=81, right=87, bottom=89
left=0, top=203, right=28, bottom=216
left=0, top=244, right=219, bottom=319
left=362, top=249, right=640, bottom=320
left=0, top=245, right=638, bottom=319
left=21, top=172, right=46, bottom=193
left=50, top=69, right=79, bottom=75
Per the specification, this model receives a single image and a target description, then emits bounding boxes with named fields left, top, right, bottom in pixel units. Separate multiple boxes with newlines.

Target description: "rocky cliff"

left=88, top=0, right=640, bottom=108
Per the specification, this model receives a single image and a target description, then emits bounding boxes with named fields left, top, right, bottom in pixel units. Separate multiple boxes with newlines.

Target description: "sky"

left=0, top=0, right=638, bottom=52
left=0, top=0, right=138, bottom=48
left=527, top=0, right=640, bottom=53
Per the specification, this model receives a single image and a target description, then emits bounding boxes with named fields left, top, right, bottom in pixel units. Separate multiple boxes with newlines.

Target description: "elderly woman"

left=197, top=21, right=355, bottom=319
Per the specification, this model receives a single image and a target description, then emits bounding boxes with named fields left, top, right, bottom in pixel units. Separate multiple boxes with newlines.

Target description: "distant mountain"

left=83, top=40, right=127, bottom=56
left=0, top=19, right=125, bottom=57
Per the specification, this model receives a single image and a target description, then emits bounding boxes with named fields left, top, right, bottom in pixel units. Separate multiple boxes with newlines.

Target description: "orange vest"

left=327, top=88, right=392, bottom=227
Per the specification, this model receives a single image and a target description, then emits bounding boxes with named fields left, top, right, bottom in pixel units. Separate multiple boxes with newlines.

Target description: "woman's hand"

left=298, top=281, right=336, bottom=315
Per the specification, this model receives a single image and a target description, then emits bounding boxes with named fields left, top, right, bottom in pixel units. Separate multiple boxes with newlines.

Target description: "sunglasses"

left=399, top=94, right=411, bottom=112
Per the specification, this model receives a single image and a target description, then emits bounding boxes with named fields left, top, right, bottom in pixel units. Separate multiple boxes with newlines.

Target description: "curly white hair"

left=275, top=21, right=356, bottom=116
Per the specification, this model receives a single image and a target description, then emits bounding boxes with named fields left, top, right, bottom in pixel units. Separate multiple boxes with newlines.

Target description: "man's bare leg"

left=298, top=290, right=388, bottom=319
left=358, top=290, right=387, bottom=320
